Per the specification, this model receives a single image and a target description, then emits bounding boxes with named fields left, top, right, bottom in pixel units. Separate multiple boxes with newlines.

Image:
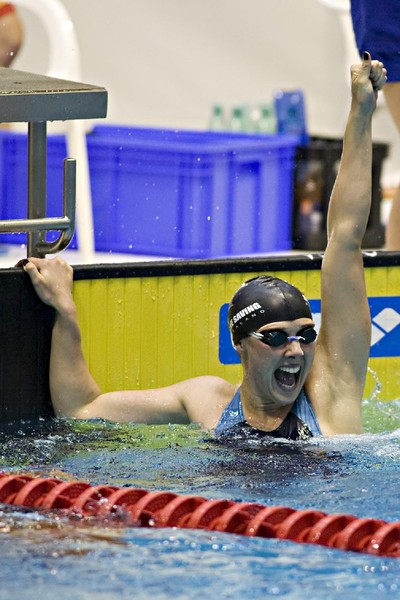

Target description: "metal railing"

left=0, top=146, right=76, bottom=257
left=0, top=0, right=104, bottom=259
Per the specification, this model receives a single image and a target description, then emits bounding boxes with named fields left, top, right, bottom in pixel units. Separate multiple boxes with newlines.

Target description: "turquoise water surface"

left=0, top=398, right=400, bottom=599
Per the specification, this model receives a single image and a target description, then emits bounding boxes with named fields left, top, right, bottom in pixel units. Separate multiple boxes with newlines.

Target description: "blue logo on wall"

left=219, top=297, right=400, bottom=364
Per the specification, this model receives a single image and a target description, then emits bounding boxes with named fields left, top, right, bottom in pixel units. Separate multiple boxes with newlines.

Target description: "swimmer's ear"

left=235, top=340, right=244, bottom=356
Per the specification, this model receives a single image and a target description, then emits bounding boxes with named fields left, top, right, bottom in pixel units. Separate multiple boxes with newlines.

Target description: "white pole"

left=13, top=0, right=96, bottom=262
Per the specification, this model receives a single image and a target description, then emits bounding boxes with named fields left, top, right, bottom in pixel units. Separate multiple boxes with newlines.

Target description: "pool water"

left=1, top=398, right=400, bottom=599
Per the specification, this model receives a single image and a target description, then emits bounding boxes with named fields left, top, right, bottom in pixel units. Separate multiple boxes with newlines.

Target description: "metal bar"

left=27, top=121, right=47, bottom=256
left=0, top=216, right=71, bottom=233
left=36, top=158, right=76, bottom=254
left=0, top=159, right=76, bottom=252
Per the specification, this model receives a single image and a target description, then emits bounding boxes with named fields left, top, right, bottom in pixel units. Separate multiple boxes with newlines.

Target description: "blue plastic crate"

left=0, top=131, right=73, bottom=247
left=0, top=127, right=299, bottom=257
left=87, top=126, right=299, bottom=257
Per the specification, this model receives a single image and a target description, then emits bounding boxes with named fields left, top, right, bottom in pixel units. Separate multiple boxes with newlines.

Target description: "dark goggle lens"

left=262, top=330, right=288, bottom=346
left=257, top=327, right=317, bottom=347
left=301, top=327, right=318, bottom=344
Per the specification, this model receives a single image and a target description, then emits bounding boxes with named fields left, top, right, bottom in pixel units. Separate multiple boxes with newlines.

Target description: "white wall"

left=11, top=0, right=400, bottom=186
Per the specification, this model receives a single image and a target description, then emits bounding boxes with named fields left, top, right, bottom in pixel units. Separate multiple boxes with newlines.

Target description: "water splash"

left=363, top=367, right=400, bottom=433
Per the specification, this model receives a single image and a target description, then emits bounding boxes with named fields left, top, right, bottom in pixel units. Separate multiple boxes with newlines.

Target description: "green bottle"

left=257, top=103, right=276, bottom=134
left=209, top=104, right=226, bottom=130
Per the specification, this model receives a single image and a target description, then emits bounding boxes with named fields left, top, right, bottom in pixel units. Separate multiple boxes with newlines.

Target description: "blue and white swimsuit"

left=214, top=388, right=322, bottom=440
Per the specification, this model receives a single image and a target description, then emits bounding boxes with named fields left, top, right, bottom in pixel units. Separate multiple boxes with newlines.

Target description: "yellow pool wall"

left=73, top=261, right=400, bottom=402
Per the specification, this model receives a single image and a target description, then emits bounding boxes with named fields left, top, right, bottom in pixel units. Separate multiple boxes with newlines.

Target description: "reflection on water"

left=0, top=398, right=400, bottom=599
left=3, top=520, right=399, bottom=600
left=0, top=504, right=128, bottom=550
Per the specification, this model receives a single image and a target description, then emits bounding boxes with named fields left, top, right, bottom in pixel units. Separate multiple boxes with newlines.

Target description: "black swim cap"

left=228, top=275, right=313, bottom=345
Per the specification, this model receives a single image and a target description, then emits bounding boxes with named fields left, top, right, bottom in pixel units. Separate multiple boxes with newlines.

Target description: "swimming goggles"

left=248, top=326, right=317, bottom=347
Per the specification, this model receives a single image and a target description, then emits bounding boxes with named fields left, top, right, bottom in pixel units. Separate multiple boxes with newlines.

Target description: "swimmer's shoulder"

left=174, top=376, right=237, bottom=428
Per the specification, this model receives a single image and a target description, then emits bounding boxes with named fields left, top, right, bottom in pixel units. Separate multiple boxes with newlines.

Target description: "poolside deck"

left=0, top=244, right=163, bottom=267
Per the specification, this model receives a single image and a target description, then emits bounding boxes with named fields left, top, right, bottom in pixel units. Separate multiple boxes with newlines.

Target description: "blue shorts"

left=350, top=0, right=400, bottom=82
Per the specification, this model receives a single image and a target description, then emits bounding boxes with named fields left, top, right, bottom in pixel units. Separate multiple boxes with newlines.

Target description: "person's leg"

left=383, top=82, right=400, bottom=250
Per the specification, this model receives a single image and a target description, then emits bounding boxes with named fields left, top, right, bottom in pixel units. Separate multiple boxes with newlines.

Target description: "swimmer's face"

left=236, top=318, right=316, bottom=405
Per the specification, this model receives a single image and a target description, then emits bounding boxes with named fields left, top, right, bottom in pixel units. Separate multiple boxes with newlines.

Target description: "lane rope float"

left=0, top=472, right=399, bottom=557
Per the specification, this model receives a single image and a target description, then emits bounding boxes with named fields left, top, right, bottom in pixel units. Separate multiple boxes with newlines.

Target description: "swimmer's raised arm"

left=308, top=53, right=387, bottom=433
left=22, top=257, right=232, bottom=426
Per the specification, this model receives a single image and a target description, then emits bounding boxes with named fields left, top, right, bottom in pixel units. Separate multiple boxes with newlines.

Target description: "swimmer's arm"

left=47, top=305, right=199, bottom=422
left=72, top=376, right=232, bottom=427
left=50, top=307, right=201, bottom=423
left=22, top=257, right=103, bottom=417
left=312, top=56, right=386, bottom=433
left=51, top=306, right=230, bottom=423
left=21, top=257, right=178, bottom=420
left=23, top=257, right=232, bottom=425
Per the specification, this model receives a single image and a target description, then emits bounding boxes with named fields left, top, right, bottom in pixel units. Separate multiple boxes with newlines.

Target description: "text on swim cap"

left=230, top=302, right=262, bottom=328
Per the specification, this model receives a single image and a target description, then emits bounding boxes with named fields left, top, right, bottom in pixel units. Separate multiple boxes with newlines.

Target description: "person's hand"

left=351, top=51, right=387, bottom=112
left=18, top=256, right=74, bottom=312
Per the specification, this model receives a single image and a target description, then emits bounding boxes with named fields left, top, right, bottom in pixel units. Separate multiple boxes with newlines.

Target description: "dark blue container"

left=0, top=126, right=299, bottom=257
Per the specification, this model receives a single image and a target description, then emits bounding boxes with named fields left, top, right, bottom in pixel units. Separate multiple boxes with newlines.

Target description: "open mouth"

left=274, top=365, right=301, bottom=390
